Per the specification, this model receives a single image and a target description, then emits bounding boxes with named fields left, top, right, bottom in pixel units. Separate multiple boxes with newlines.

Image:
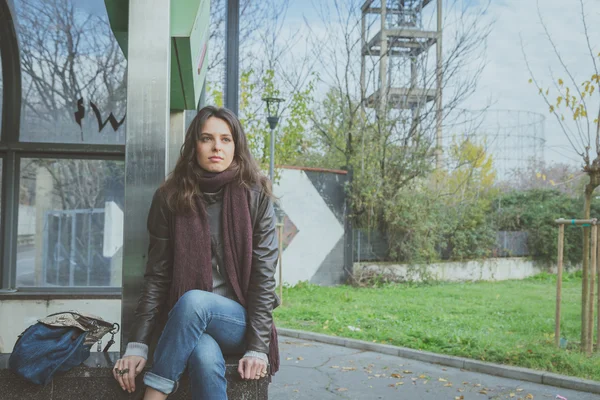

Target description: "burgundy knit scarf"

left=169, top=167, right=279, bottom=375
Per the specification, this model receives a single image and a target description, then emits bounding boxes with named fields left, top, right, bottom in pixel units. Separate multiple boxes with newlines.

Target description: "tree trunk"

left=582, top=183, right=592, bottom=351
left=582, top=173, right=600, bottom=352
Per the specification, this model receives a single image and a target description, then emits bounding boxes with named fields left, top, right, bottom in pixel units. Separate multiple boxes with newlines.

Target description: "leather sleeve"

left=245, top=190, right=279, bottom=353
left=128, top=189, right=173, bottom=345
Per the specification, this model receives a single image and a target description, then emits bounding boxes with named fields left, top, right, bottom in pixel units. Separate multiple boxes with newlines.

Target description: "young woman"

left=112, top=106, right=280, bottom=400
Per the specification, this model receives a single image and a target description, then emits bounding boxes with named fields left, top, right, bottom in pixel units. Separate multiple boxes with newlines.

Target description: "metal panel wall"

left=120, top=0, right=171, bottom=351
left=168, top=110, right=197, bottom=176
left=225, top=0, right=239, bottom=115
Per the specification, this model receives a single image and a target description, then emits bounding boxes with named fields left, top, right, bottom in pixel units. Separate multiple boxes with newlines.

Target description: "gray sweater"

left=123, top=189, right=267, bottom=362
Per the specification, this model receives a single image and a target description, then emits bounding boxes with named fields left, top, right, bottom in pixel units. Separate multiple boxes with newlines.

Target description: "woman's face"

left=196, top=117, right=236, bottom=173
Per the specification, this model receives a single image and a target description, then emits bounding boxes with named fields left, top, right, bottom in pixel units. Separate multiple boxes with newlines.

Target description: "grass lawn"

left=273, top=272, right=600, bottom=381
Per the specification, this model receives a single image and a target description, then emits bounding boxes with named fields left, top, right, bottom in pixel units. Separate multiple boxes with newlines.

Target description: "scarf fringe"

left=268, top=325, right=280, bottom=376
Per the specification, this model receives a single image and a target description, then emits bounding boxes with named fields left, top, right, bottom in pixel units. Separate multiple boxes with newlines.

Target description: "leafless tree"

left=17, top=0, right=126, bottom=143
left=498, top=160, right=586, bottom=196
left=523, top=0, right=600, bottom=353
left=206, top=0, right=301, bottom=93
left=15, top=0, right=125, bottom=217
left=302, top=0, right=491, bottom=229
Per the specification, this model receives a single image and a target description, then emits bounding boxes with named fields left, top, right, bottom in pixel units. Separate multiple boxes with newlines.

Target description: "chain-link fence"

left=353, top=229, right=530, bottom=262
left=494, top=231, right=529, bottom=257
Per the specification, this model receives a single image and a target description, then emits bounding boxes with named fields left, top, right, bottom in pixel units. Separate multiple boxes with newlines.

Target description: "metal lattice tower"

left=360, top=0, right=443, bottom=167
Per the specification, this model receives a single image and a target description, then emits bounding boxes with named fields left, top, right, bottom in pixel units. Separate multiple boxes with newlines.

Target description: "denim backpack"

left=8, top=311, right=119, bottom=385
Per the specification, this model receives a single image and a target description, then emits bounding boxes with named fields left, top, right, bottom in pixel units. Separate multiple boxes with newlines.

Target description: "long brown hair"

left=161, top=106, right=272, bottom=213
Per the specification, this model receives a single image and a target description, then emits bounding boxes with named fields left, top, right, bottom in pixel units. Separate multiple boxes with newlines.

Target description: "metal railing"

left=42, top=208, right=110, bottom=287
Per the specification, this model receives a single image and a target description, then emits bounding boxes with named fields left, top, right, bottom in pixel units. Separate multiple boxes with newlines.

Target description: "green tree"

left=384, top=139, right=498, bottom=263
left=208, top=69, right=315, bottom=180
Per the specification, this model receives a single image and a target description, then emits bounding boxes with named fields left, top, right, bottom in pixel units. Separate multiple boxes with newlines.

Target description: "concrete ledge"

left=543, top=373, right=600, bottom=394
left=0, top=353, right=269, bottom=400
left=463, top=359, right=543, bottom=383
left=397, top=347, right=466, bottom=369
left=277, top=328, right=600, bottom=394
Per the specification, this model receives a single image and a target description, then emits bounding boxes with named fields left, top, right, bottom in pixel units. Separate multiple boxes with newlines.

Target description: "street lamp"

left=262, top=96, right=285, bottom=182
left=274, top=202, right=286, bottom=303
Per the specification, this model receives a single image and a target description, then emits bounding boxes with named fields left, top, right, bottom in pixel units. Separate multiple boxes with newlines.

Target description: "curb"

left=277, top=328, right=600, bottom=395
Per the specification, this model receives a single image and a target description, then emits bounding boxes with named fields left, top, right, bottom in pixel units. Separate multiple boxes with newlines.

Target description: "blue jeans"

left=144, top=290, right=247, bottom=399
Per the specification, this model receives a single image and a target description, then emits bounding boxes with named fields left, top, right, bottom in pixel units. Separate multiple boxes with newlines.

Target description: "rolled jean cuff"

left=143, top=371, right=178, bottom=395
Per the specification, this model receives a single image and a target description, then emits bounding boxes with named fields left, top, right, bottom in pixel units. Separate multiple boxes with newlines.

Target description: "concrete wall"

left=355, top=258, right=561, bottom=283
left=274, top=167, right=350, bottom=286
left=0, top=300, right=121, bottom=353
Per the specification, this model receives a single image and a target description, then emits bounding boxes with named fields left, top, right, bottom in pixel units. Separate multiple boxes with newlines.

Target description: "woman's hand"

left=113, top=355, right=146, bottom=393
left=238, top=356, right=267, bottom=380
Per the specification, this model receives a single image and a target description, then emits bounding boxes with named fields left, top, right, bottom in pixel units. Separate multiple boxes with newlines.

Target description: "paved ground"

left=270, top=336, right=599, bottom=400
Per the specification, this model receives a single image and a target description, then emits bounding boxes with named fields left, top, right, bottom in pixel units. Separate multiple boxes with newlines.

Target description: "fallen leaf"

left=294, top=389, right=299, bottom=393
left=457, top=389, right=464, bottom=392
left=474, top=384, right=482, bottom=387
left=330, top=366, right=339, bottom=369
left=342, top=367, right=356, bottom=371
left=403, top=370, right=413, bottom=374
left=479, top=390, right=488, bottom=395
left=388, top=384, right=395, bottom=388
left=516, top=389, right=524, bottom=392
left=526, top=395, right=534, bottom=399
left=419, top=374, right=427, bottom=379
left=297, top=357, right=304, bottom=361
left=439, top=378, right=448, bottom=382
left=455, top=396, right=464, bottom=400
left=286, top=357, right=292, bottom=361
left=445, top=383, right=453, bottom=387
left=336, top=388, right=348, bottom=392
left=395, top=382, right=404, bottom=386
left=509, top=394, right=515, bottom=398
left=442, top=368, right=447, bottom=371
left=391, top=373, right=403, bottom=379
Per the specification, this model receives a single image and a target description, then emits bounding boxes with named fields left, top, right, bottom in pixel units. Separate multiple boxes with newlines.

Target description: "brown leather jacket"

left=128, top=185, right=280, bottom=354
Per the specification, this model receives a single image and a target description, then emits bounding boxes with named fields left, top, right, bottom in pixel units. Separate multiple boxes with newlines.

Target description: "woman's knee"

left=172, top=290, right=212, bottom=314
left=189, top=334, right=225, bottom=375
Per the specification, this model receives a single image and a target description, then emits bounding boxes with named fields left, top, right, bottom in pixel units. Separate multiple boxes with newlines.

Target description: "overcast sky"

left=279, top=0, right=600, bottom=170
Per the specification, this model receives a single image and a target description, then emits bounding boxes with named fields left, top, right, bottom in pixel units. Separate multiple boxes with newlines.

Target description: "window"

left=0, top=0, right=127, bottom=292
left=17, top=158, right=124, bottom=288
left=16, top=0, right=127, bottom=144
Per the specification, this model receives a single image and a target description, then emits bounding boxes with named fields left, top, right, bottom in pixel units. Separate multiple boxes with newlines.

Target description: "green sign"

left=104, top=0, right=211, bottom=110
left=189, top=0, right=211, bottom=108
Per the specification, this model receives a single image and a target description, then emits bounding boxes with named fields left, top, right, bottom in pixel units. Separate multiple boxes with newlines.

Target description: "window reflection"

left=15, top=0, right=127, bottom=144
left=17, top=158, right=124, bottom=287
